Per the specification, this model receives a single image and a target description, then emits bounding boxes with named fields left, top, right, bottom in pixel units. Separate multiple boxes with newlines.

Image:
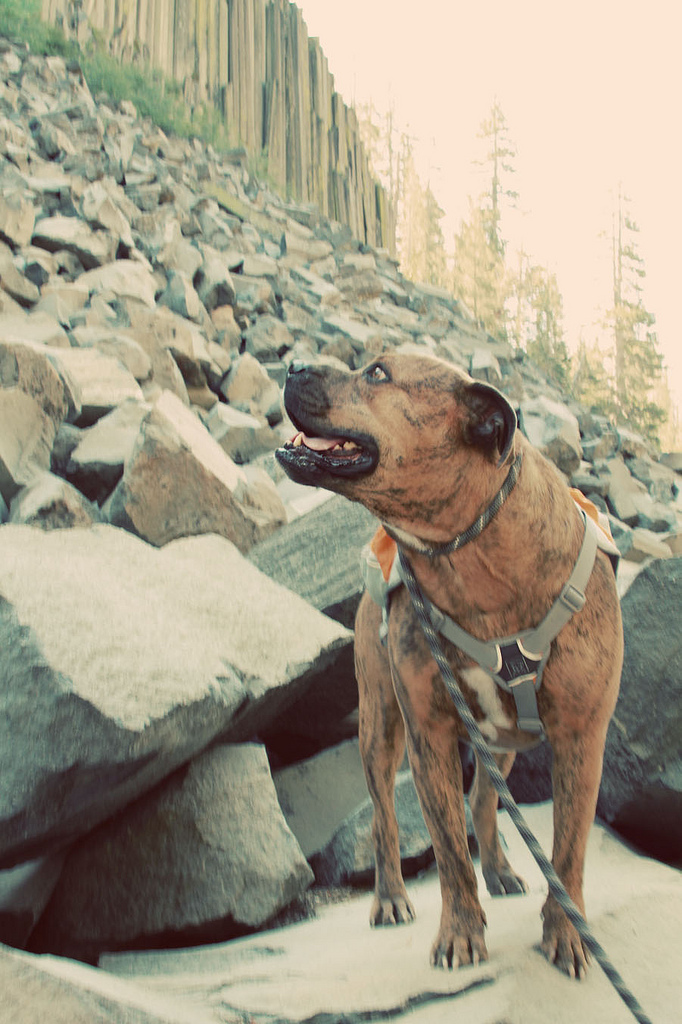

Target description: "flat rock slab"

left=0, top=525, right=350, bottom=866
left=1, top=944, right=214, bottom=1024
left=101, top=804, right=681, bottom=1024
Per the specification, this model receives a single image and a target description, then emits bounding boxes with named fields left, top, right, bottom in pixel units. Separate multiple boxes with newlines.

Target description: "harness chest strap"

left=396, top=512, right=598, bottom=737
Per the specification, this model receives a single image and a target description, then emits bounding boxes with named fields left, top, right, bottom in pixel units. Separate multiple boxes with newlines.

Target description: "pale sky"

left=297, top=0, right=682, bottom=411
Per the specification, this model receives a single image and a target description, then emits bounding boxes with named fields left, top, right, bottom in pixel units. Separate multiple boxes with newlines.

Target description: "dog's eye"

left=366, top=363, right=390, bottom=383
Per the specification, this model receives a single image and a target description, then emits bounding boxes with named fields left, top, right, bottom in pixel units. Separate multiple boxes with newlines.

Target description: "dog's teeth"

left=293, top=434, right=303, bottom=447
left=343, top=441, right=358, bottom=450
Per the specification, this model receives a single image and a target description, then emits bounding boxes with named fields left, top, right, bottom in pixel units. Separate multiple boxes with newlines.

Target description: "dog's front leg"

left=542, top=724, right=608, bottom=978
left=387, top=630, right=487, bottom=966
left=404, top=706, right=488, bottom=968
left=355, top=594, right=416, bottom=927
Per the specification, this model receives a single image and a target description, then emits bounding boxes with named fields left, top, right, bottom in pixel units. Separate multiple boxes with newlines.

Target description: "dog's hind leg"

left=469, top=750, right=528, bottom=896
left=355, top=593, right=415, bottom=927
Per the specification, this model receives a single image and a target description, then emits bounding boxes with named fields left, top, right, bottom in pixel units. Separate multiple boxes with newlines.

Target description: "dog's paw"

left=541, top=918, right=590, bottom=980
left=483, top=865, right=528, bottom=897
left=370, top=893, right=416, bottom=927
left=430, top=920, right=488, bottom=970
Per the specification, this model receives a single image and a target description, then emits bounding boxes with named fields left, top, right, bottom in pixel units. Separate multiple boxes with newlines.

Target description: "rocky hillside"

left=0, top=32, right=680, bottom=980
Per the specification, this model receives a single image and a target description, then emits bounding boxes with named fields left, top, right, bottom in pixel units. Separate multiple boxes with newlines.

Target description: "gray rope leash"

left=398, top=549, right=653, bottom=1024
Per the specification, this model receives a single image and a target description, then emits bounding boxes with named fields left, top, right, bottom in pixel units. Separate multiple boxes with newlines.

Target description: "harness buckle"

left=560, top=583, right=586, bottom=615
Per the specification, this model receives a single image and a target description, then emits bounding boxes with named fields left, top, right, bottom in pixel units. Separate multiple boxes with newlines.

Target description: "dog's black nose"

left=287, top=360, right=309, bottom=376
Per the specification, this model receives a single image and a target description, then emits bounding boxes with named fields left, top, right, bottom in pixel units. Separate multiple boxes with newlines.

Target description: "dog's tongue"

left=293, top=431, right=344, bottom=452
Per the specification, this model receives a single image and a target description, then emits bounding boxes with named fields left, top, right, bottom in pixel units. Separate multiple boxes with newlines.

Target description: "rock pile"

left=0, top=36, right=680, bottom=971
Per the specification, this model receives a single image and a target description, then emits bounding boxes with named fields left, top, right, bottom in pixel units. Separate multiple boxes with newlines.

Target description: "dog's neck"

left=382, top=451, right=524, bottom=559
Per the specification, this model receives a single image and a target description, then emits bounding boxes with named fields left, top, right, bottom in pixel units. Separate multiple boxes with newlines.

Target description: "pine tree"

left=452, top=201, right=508, bottom=339
left=572, top=334, right=617, bottom=418
left=606, top=187, right=665, bottom=442
left=524, top=264, right=571, bottom=389
left=475, top=99, right=518, bottom=256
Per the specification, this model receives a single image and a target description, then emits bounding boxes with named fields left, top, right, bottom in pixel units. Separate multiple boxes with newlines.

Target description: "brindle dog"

left=276, top=352, right=622, bottom=978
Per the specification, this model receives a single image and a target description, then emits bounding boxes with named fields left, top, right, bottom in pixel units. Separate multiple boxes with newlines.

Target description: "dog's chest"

left=460, top=666, right=515, bottom=742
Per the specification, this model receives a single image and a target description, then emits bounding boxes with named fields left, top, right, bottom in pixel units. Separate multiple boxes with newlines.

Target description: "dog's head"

left=276, top=352, right=517, bottom=535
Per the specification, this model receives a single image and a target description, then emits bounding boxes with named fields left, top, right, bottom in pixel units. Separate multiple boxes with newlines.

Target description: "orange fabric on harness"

left=370, top=491, right=613, bottom=583
left=370, top=525, right=398, bottom=582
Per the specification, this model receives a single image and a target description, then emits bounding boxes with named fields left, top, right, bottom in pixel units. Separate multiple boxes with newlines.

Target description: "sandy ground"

left=98, top=802, right=680, bottom=1024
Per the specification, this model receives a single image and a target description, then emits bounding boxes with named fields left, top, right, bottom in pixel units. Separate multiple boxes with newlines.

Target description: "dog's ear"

left=464, top=382, right=517, bottom=466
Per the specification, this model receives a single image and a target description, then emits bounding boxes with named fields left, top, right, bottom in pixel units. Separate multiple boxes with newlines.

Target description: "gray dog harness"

left=362, top=510, right=610, bottom=739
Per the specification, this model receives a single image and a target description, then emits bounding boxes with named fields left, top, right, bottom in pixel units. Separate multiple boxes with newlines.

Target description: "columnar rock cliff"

left=40, top=0, right=394, bottom=250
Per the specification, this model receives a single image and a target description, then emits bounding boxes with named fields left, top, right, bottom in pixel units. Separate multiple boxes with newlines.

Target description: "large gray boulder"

left=0, top=524, right=350, bottom=868
left=29, top=744, right=313, bottom=959
left=597, top=557, right=682, bottom=861
left=250, top=494, right=377, bottom=754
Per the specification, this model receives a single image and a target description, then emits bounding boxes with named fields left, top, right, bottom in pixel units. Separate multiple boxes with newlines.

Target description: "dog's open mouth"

left=276, top=429, right=377, bottom=479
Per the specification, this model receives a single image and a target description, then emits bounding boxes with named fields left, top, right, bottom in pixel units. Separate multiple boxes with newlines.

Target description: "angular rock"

left=122, top=305, right=192, bottom=403
left=0, top=311, right=69, bottom=348
left=598, top=558, right=682, bottom=862
left=220, top=352, right=282, bottom=425
left=310, top=771, right=450, bottom=886
left=627, top=456, right=678, bottom=503
left=274, top=740, right=370, bottom=858
left=335, top=269, right=384, bottom=302
left=520, top=395, right=582, bottom=475
left=29, top=744, right=313, bottom=959
left=34, top=282, right=89, bottom=322
left=210, top=303, right=242, bottom=349
left=282, top=230, right=333, bottom=263
left=76, top=259, right=157, bottom=309
left=292, top=266, right=341, bottom=306
left=0, top=854, right=65, bottom=948
left=231, top=273, right=276, bottom=316
left=243, top=314, right=294, bottom=362
left=104, top=390, right=285, bottom=550
left=660, top=452, right=682, bottom=473
left=0, top=525, right=350, bottom=867
left=157, top=269, right=207, bottom=325
left=322, top=312, right=382, bottom=351
left=44, top=346, right=145, bottom=426
left=470, top=348, right=502, bottom=384
left=31, top=215, right=117, bottom=270
left=616, top=526, right=673, bottom=563
left=80, top=181, right=133, bottom=249
left=204, top=402, right=278, bottom=465
left=0, top=256, right=39, bottom=308
left=603, top=456, right=674, bottom=529
left=74, top=330, right=153, bottom=384
left=0, top=339, right=68, bottom=503
left=249, top=493, right=377, bottom=627
left=193, top=251, right=236, bottom=311
left=8, top=472, right=102, bottom=529
left=0, top=190, right=36, bottom=248
left=242, top=253, right=278, bottom=277
left=65, top=399, right=150, bottom=503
